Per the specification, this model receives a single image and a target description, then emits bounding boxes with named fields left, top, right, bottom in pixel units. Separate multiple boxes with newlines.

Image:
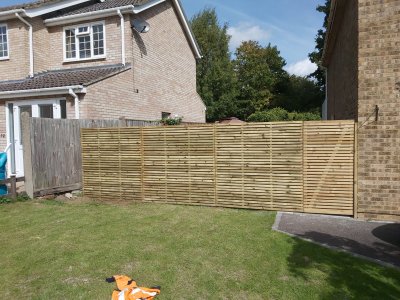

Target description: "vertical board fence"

left=81, top=121, right=356, bottom=216
left=22, top=116, right=162, bottom=197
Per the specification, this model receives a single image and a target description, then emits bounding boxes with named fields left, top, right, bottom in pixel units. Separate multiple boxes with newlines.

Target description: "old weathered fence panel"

left=81, top=121, right=355, bottom=216
left=23, top=117, right=120, bottom=197
left=125, top=119, right=161, bottom=127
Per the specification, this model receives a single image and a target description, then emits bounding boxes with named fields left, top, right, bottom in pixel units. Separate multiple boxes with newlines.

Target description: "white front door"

left=9, top=100, right=62, bottom=177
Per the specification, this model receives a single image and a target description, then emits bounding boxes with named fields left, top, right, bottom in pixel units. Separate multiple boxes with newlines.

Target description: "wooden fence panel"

left=125, top=120, right=160, bottom=127
left=81, top=121, right=355, bottom=216
left=25, top=118, right=120, bottom=196
left=270, top=123, right=304, bottom=211
left=303, top=121, right=355, bottom=215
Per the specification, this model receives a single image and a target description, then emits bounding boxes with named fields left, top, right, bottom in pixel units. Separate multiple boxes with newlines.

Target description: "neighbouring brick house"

left=0, top=0, right=205, bottom=177
left=322, top=0, right=400, bottom=221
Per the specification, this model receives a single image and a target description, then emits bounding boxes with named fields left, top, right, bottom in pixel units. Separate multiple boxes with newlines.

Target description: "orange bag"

left=106, top=275, right=161, bottom=300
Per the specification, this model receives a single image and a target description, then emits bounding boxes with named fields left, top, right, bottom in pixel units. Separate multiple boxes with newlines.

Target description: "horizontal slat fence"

left=303, top=122, right=355, bottom=215
left=81, top=121, right=355, bottom=216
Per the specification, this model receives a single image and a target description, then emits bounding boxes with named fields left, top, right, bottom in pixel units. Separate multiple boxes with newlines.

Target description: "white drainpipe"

left=117, top=10, right=126, bottom=66
left=15, top=13, right=34, bottom=77
left=69, top=89, right=80, bottom=119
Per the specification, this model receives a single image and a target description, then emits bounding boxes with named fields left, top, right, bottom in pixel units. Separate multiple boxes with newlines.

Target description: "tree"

left=247, top=107, right=321, bottom=122
left=190, top=8, right=238, bottom=122
left=271, top=75, right=325, bottom=112
left=234, top=41, right=287, bottom=120
left=308, top=0, right=331, bottom=90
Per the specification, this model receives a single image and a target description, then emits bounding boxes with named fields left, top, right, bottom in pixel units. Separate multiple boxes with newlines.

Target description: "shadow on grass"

left=287, top=232, right=400, bottom=299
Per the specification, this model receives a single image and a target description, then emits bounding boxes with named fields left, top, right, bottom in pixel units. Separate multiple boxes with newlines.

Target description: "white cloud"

left=227, top=23, right=270, bottom=50
left=285, top=59, right=317, bottom=77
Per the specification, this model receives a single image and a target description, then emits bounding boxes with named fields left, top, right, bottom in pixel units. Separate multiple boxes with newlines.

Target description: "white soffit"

left=26, top=0, right=93, bottom=18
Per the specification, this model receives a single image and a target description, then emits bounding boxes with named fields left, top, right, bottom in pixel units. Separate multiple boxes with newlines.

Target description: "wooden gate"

left=81, top=121, right=355, bottom=216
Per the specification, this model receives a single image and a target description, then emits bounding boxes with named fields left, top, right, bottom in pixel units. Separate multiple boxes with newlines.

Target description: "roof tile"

left=0, top=64, right=131, bottom=92
left=54, top=0, right=150, bottom=17
left=0, top=0, right=64, bottom=13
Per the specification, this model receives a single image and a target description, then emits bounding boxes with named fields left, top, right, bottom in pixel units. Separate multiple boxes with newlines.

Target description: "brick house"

left=322, top=0, right=400, bottom=221
left=0, top=0, right=205, bottom=177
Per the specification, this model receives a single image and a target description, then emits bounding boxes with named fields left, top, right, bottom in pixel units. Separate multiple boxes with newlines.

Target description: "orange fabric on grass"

left=110, top=275, right=160, bottom=300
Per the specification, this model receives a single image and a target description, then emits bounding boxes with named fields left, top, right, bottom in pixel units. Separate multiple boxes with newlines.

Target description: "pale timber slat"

left=81, top=121, right=355, bottom=216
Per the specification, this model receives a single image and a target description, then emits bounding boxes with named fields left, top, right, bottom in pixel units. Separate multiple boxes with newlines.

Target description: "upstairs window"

left=0, top=24, right=9, bottom=59
left=64, top=22, right=105, bottom=61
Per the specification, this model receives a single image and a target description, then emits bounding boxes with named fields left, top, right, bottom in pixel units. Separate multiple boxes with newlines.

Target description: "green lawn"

left=0, top=200, right=399, bottom=299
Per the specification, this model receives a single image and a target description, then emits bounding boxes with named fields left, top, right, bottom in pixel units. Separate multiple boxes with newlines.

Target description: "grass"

left=0, top=200, right=399, bottom=299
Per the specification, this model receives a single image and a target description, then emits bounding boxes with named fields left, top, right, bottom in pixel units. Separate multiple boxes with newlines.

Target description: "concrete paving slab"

left=273, top=212, right=400, bottom=268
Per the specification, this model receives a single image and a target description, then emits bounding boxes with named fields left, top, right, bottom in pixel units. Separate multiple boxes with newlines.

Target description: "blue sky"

left=2, top=0, right=325, bottom=75
left=181, top=0, right=325, bottom=76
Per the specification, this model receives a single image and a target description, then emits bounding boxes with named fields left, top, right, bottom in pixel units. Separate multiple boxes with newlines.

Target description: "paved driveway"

left=273, top=212, right=400, bottom=268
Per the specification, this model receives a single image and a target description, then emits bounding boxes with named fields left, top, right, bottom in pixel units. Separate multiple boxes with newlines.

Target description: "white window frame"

left=0, top=23, right=9, bottom=60
left=63, top=21, right=106, bottom=62
left=5, top=98, right=65, bottom=177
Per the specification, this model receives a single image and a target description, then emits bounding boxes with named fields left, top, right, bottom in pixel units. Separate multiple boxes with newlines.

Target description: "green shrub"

left=288, top=111, right=321, bottom=121
left=0, top=197, right=12, bottom=204
left=161, top=116, right=183, bottom=126
left=247, top=108, right=321, bottom=123
left=247, top=108, right=289, bottom=122
left=0, top=193, right=30, bottom=205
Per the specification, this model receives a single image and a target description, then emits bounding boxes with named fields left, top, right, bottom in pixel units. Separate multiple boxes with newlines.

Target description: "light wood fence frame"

left=81, top=121, right=356, bottom=216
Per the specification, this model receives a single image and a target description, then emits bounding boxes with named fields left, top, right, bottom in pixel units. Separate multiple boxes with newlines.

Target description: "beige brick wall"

left=128, top=1, right=205, bottom=122
left=357, top=0, right=400, bottom=221
left=0, top=14, right=127, bottom=78
left=0, top=0, right=204, bottom=164
left=326, top=0, right=358, bottom=120
left=81, top=69, right=135, bottom=119
left=0, top=19, right=30, bottom=81
left=81, top=0, right=205, bottom=122
left=44, top=16, right=126, bottom=71
left=0, top=0, right=204, bottom=123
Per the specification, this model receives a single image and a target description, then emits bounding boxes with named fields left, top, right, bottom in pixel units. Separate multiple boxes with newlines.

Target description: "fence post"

left=21, top=112, right=34, bottom=199
left=354, top=122, right=358, bottom=219
left=9, top=175, right=17, bottom=199
left=119, top=116, right=127, bottom=127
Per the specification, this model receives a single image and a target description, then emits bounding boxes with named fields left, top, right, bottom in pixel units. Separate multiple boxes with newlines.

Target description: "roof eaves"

left=0, top=0, right=93, bottom=20
left=321, top=0, right=347, bottom=67
left=174, top=0, right=202, bottom=59
left=170, top=0, right=202, bottom=59
left=0, top=85, right=85, bottom=99
left=44, top=5, right=135, bottom=26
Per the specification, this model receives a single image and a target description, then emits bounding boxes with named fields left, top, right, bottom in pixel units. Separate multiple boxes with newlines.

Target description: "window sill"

left=63, top=56, right=106, bottom=64
left=0, top=57, right=10, bottom=61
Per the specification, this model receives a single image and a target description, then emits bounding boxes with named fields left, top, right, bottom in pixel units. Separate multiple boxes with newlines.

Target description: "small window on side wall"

left=0, top=24, right=9, bottom=59
left=162, top=112, right=171, bottom=119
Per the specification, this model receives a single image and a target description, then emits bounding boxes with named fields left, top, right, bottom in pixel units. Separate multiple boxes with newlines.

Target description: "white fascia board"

left=0, top=86, right=86, bottom=99
left=132, top=0, right=166, bottom=13
left=171, top=0, right=202, bottom=59
left=45, top=6, right=135, bottom=27
left=25, top=0, right=92, bottom=18
left=0, top=9, right=25, bottom=21
left=131, top=0, right=201, bottom=59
